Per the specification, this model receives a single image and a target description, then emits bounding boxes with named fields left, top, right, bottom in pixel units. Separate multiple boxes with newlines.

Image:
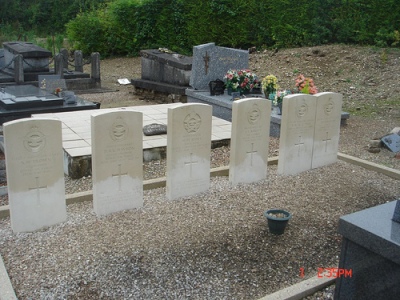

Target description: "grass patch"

left=344, top=97, right=400, bottom=118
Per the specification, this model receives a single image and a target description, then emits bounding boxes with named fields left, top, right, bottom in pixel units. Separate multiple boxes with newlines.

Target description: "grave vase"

left=277, top=102, right=283, bottom=115
left=264, top=209, right=292, bottom=235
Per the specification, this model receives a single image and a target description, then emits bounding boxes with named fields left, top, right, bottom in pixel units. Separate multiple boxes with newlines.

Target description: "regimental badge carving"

left=24, top=126, right=46, bottom=153
left=184, top=112, right=201, bottom=133
left=297, top=99, right=308, bottom=118
left=324, top=98, right=334, bottom=115
left=247, top=104, right=261, bottom=124
left=110, top=117, right=128, bottom=141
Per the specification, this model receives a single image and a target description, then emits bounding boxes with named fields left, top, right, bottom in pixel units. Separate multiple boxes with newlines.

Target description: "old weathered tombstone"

left=189, top=42, right=249, bottom=90
left=229, top=98, right=271, bottom=185
left=312, top=92, right=343, bottom=168
left=91, top=110, right=143, bottom=216
left=278, top=94, right=317, bottom=175
left=166, top=103, right=212, bottom=200
left=3, top=118, right=67, bottom=232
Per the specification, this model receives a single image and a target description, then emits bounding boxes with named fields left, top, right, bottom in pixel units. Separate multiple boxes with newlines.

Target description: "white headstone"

left=312, top=92, right=343, bottom=168
left=4, top=118, right=67, bottom=232
left=229, top=98, right=271, bottom=185
left=278, top=94, right=317, bottom=175
left=91, top=110, right=143, bottom=216
left=166, top=104, right=212, bottom=200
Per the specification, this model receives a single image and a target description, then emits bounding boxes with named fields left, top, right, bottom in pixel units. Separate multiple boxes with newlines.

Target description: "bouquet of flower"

left=261, top=74, right=279, bottom=98
left=295, top=74, right=318, bottom=94
left=273, top=90, right=291, bottom=106
left=224, top=69, right=259, bottom=92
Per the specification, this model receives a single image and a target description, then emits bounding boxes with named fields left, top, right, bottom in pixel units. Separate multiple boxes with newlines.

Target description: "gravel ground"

left=0, top=45, right=399, bottom=299
left=1, top=161, right=399, bottom=299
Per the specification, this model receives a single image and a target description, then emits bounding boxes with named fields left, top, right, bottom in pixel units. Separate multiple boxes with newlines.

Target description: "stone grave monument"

left=3, top=118, right=67, bottom=232
left=0, top=84, right=98, bottom=124
left=131, top=49, right=192, bottom=102
left=186, top=43, right=263, bottom=121
left=91, top=110, right=143, bottom=216
left=335, top=200, right=400, bottom=299
left=166, top=103, right=212, bottom=200
left=277, top=92, right=342, bottom=175
left=229, top=98, right=271, bottom=185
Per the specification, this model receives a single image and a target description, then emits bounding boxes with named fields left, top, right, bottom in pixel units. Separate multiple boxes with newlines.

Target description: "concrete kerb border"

left=0, top=153, right=399, bottom=299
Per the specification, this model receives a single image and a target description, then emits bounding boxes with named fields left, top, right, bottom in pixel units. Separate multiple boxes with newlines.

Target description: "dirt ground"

left=80, top=44, right=400, bottom=169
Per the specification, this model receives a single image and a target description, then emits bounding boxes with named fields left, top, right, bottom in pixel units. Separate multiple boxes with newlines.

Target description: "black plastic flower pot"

left=264, top=209, right=292, bottom=235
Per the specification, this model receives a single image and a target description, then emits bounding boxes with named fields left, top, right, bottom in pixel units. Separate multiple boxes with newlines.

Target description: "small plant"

left=295, top=74, right=318, bottom=94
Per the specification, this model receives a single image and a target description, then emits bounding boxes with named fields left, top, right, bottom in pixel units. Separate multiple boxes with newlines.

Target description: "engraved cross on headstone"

left=246, top=143, right=257, bottom=166
left=29, top=176, right=47, bottom=207
left=112, top=164, right=128, bottom=191
left=203, top=51, right=210, bottom=75
left=294, top=136, right=305, bottom=156
left=322, top=132, right=332, bottom=152
left=184, top=153, right=198, bottom=178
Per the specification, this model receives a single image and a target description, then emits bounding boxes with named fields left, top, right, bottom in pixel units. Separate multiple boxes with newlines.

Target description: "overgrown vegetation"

left=1, top=0, right=400, bottom=56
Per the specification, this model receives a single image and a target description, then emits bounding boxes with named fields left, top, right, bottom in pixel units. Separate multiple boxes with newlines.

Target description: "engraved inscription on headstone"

left=91, top=110, right=143, bottom=216
left=229, top=98, right=271, bottom=185
left=166, top=104, right=212, bottom=200
left=4, top=118, right=67, bottom=233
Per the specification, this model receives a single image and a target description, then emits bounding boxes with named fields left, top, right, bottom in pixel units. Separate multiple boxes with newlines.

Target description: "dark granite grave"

left=3, top=42, right=52, bottom=72
left=0, top=85, right=99, bottom=124
left=132, top=49, right=192, bottom=96
left=335, top=200, right=400, bottom=300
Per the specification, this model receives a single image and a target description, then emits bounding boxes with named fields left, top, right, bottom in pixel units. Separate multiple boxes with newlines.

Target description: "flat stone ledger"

left=166, top=103, right=212, bottom=200
left=3, top=42, right=52, bottom=72
left=186, top=89, right=264, bottom=121
left=189, top=43, right=249, bottom=90
left=91, top=110, right=143, bottom=216
left=3, top=118, right=67, bottom=232
left=0, top=85, right=63, bottom=109
left=312, top=92, right=342, bottom=169
left=229, top=98, right=271, bottom=185
left=278, top=94, right=317, bottom=175
left=336, top=201, right=400, bottom=299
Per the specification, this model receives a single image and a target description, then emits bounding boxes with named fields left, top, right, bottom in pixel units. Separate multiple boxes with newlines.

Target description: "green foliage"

left=2, top=0, right=400, bottom=56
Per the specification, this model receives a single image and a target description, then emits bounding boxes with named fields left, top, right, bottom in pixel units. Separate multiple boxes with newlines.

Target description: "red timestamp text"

left=299, top=267, right=353, bottom=278
left=317, top=268, right=352, bottom=278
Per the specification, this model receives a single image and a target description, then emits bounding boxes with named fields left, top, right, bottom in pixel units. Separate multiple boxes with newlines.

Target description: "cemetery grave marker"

left=189, top=43, right=249, bottom=90
left=3, top=118, right=67, bottom=232
left=166, top=103, right=212, bottom=200
left=91, top=110, right=143, bottom=216
left=229, top=98, right=271, bottom=185
left=278, top=92, right=343, bottom=175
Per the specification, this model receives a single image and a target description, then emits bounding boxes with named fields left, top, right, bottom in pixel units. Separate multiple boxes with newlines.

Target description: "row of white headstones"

left=4, top=92, right=342, bottom=233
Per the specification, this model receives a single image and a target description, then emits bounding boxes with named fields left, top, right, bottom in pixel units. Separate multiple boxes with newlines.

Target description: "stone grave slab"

left=166, top=103, right=212, bottom=200
left=229, top=98, right=271, bottom=185
left=381, top=133, right=400, bottom=153
left=189, top=43, right=248, bottom=90
left=3, top=42, right=52, bottom=72
left=336, top=200, right=400, bottom=299
left=3, top=118, right=67, bottom=232
left=312, top=92, right=343, bottom=168
left=278, top=94, right=317, bottom=175
left=91, top=110, right=143, bottom=216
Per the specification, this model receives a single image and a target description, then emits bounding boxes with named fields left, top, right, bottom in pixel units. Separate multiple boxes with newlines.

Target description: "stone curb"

left=0, top=254, right=17, bottom=300
left=258, top=275, right=335, bottom=300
